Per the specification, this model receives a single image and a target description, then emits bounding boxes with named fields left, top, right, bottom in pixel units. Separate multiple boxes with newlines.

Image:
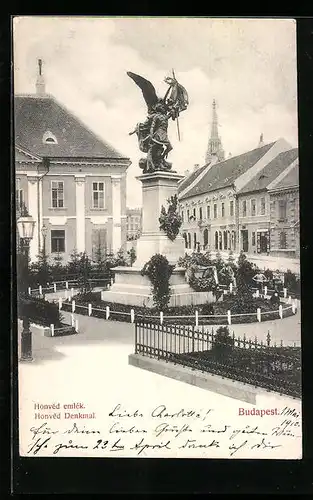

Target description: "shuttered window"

left=92, top=228, right=107, bottom=261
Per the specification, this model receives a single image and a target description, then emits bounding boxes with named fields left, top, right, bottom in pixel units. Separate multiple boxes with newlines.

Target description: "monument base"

left=134, top=232, right=185, bottom=267
left=101, top=266, right=214, bottom=308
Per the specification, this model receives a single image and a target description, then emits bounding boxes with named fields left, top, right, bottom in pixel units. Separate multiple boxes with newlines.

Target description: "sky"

left=13, top=17, right=298, bottom=208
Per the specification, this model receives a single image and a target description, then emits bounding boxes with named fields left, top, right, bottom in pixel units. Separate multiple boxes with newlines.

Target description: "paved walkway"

left=44, top=289, right=301, bottom=347
left=18, top=310, right=302, bottom=459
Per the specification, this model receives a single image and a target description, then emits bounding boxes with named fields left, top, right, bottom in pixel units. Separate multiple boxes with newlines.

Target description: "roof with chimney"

left=14, top=94, right=128, bottom=160
left=179, top=141, right=275, bottom=200
left=238, top=148, right=298, bottom=195
left=268, top=160, right=299, bottom=192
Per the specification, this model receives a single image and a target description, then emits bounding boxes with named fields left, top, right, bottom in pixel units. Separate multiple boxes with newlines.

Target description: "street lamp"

left=41, top=224, right=48, bottom=254
left=17, top=206, right=36, bottom=362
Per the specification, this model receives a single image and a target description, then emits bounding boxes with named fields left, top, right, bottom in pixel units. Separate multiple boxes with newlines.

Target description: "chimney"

left=36, top=58, right=46, bottom=95
left=184, top=169, right=190, bottom=177
left=193, top=164, right=200, bottom=171
left=258, top=133, right=264, bottom=148
left=228, top=152, right=232, bottom=158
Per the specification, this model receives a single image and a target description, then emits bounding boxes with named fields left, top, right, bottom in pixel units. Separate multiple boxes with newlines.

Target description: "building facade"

left=126, top=207, right=142, bottom=240
left=268, top=161, right=300, bottom=258
left=15, top=62, right=131, bottom=263
left=178, top=137, right=296, bottom=255
left=237, top=148, right=298, bottom=254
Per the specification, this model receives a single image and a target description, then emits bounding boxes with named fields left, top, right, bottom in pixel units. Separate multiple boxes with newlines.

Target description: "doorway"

left=257, top=231, right=269, bottom=254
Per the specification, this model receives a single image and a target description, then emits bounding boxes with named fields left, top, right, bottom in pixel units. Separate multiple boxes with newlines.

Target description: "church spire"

left=36, top=58, right=46, bottom=95
left=205, top=99, right=225, bottom=164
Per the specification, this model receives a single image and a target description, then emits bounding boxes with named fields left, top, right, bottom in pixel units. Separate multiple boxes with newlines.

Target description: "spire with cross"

left=205, top=99, right=225, bottom=164
left=36, top=58, right=46, bottom=95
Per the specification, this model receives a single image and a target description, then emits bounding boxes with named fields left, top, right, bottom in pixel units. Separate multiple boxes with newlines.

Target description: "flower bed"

left=61, top=291, right=295, bottom=325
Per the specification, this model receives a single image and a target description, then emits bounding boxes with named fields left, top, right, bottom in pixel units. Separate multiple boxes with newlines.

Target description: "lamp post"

left=17, top=207, right=36, bottom=362
left=41, top=224, right=48, bottom=255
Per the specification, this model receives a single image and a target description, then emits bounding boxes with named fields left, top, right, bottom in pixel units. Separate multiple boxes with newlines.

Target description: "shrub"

left=284, top=269, right=301, bottom=297
left=212, top=326, right=234, bottom=359
left=18, top=296, right=63, bottom=327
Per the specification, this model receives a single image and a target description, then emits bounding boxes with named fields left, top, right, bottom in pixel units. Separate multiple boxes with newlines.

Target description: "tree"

left=232, top=252, right=254, bottom=313
left=33, top=247, right=52, bottom=286
left=77, top=252, right=93, bottom=295
left=51, top=252, right=66, bottom=282
left=67, top=248, right=82, bottom=277
left=93, top=234, right=107, bottom=275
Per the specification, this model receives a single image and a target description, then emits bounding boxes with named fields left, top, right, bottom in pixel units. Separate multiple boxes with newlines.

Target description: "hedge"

left=18, top=295, right=63, bottom=327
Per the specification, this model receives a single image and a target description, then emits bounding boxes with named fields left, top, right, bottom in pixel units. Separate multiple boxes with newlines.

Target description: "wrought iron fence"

left=134, top=321, right=301, bottom=398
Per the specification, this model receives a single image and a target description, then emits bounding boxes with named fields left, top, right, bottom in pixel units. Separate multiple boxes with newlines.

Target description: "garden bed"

left=62, top=291, right=295, bottom=325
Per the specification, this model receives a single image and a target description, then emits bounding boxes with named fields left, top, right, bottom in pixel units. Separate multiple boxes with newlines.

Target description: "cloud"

left=13, top=17, right=298, bottom=208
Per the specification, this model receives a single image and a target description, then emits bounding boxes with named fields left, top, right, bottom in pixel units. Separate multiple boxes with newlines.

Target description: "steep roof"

left=238, top=148, right=298, bottom=195
left=179, top=142, right=275, bottom=200
left=14, top=95, right=128, bottom=160
left=269, top=162, right=299, bottom=191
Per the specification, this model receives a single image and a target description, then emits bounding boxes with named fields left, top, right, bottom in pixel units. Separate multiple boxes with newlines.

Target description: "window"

left=252, top=232, right=256, bottom=246
left=199, top=207, right=203, bottom=220
left=51, top=181, right=64, bottom=208
left=229, top=200, right=234, bottom=217
left=260, top=197, right=266, bottom=215
left=221, top=203, right=225, bottom=217
left=181, top=211, right=184, bottom=223
left=92, top=182, right=105, bottom=209
left=242, top=200, right=247, bottom=217
left=51, top=230, right=65, bottom=253
left=278, top=200, right=287, bottom=221
left=43, top=130, right=58, bottom=144
left=279, top=231, right=287, bottom=249
left=193, top=208, right=196, bottom=219
left=207, top=205, right=211, bottom=219
left=251, top=199, right=256, bottom=216
left=223, top=230, right=227, bottom=250
left=187, top=209, right=190, bottom=221
left=16, top=178, right=24, bottom=211
left=188, top=233, right=191, bottom=249
left=213, top=204, right=217, bottom=218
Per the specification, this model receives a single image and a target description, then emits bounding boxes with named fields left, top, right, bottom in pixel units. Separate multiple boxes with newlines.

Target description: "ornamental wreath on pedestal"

left=159, top=194, right=182, bottom=241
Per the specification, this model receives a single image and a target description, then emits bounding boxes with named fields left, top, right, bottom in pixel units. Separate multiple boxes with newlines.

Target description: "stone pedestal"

left=134, top=171, right=185, bottom=266
left=101, top=170, right=210, bottom=308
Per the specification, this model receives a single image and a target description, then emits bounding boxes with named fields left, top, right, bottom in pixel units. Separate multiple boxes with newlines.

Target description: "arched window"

left=223, top=230, right=228, bottom=250
left=183, top=232, right=188, bottom=248
left=219, top=231, right=223, bottom=250
left=215, top=231, right=219, bottom=250
left=42, top=130, right=58, bottom=144
left=203, top=228, right=209, bottom=248
left=188, top=233, right=191, bottom=249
